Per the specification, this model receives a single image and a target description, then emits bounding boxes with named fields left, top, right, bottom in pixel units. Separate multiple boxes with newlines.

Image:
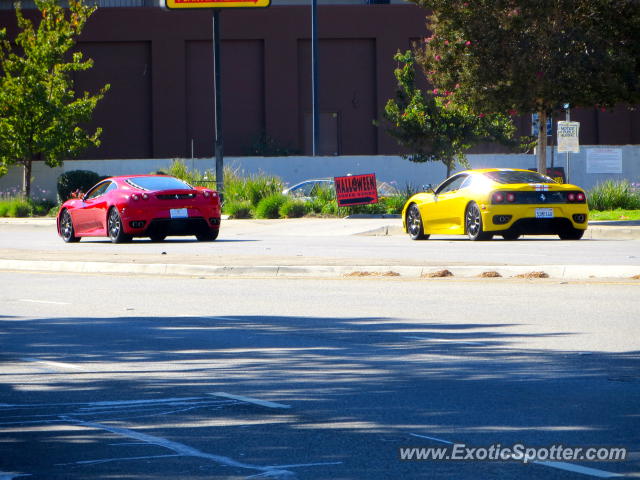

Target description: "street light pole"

left=213, top=9, right=224, bottom=198
left=564, top=103, right=571, bottom=183
left=311, top=0, right=319, bottom=156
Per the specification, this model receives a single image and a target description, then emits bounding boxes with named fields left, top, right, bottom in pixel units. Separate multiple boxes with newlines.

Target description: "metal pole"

left=311, top=0, right=319, bottom=156
left=565, top=105, right=570, bottom=184
left=550, top=113, right=555, bottom=168
left=213, top=9, right=224, bottom=197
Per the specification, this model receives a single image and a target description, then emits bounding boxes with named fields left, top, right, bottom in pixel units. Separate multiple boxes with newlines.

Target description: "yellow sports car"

left=402, top=168, right=588, bottom=241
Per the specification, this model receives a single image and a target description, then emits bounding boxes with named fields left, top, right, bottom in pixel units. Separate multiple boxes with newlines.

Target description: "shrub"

left=57, top=170, right=103, bottom=201
left=30, top=199, right=56, bottom=216
left=224, top=199, right=253, bottom=219
left=588, top=180, right=640, bottom=211
left=279, top=199, right=307, bottom=218
left=244, top=175, right=284, bottom=207
left=255, top=194, right=288, bottom=219
left=0, top=197, right=30, bottom=217
left=381, top=195, right=408, bottom=214
left=167, top=160, right=215, bottom=187
left=320, top=201, right=339, bottom=216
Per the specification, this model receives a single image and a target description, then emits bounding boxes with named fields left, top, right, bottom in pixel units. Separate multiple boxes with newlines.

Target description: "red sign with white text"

left=334, top=173, right=379, bottom=207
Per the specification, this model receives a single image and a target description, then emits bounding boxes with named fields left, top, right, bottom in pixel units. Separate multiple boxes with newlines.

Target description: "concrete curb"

left=357, top=224, right=640, bottom=240
left=1, top=259, right=638, bottom=280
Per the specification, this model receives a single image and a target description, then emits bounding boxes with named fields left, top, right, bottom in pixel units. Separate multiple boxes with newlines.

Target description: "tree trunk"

left=22, top=159, right=32, bottom=198
left=537, top=110, right=547, bottom=175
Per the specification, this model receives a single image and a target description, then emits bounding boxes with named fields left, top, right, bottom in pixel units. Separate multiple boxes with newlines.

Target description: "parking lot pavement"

left=1, top=217, right=640, bottom=280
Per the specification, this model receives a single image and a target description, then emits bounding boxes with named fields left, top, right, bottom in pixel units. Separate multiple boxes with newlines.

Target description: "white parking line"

left=0, top=472, right=31, bottom=480
left=409, top=433, right=454, bottom=445
left=410, top=433, right=625, bottom=478
left=405, top=336, right=484, bottom=345
left=18, top=299, right=70, bottom=305
left=64, top=417, right=338, bottom=478
left=209, top=392, right=291, bottom=409
left=20, top=358, right=83, bottom=371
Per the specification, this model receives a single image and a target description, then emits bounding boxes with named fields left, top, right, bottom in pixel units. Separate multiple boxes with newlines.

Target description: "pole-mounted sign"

left=162, top=0, right=269, bottom=199
left=164, top=0, right=269, bottom=8
left=557, top=121, right=580, bottom=153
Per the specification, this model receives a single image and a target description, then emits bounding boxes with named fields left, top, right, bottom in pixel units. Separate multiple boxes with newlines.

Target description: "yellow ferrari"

left=402, top=168, right=588, bottom=241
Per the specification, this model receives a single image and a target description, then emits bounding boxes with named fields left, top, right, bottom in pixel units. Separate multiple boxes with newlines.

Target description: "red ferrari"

left=57, top=175, right=221, bottom=243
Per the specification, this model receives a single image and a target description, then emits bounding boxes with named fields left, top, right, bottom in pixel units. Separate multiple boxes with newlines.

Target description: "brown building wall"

left=1, top=5, right=638, bottom=160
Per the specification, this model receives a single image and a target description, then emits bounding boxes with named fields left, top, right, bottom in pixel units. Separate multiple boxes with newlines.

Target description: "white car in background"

left=283, top=178, right=399, bottom=201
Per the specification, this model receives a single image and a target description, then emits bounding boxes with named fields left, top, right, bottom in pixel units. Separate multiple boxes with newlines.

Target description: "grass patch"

left=588, top=180, right=640, bottom=210
left=0, top=196, right=57, bottom=217
left=589, top=209, right=640, bottom=221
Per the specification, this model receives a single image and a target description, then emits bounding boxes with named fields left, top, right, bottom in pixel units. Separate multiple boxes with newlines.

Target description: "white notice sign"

left=557, top=121, right=580, bottom=153
left=587, top=148, right=623, bottom=174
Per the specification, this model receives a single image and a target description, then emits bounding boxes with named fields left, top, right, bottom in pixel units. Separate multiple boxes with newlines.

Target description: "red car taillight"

left=492, top=192, right=505, bottom=203
left=130, top=193, right=149, bottom=201
left=567, top=191, right=586, bottom=203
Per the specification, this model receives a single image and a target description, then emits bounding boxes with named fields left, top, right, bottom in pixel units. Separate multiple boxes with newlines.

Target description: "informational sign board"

left=587, top=148, right=623, bottom=174
left=164, top=0, right=270, bottom=9
left=557, top=121, right=580, bottom=153
left=334, top=173, right=379, bottom=207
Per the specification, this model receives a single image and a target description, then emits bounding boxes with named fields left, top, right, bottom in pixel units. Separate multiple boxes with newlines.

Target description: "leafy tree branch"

left=0, top=0, right=109, bottom=197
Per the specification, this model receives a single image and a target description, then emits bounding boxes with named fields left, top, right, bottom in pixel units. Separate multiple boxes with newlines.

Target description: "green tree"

left=381, top=50, right=523, bottom=177
left=413, top=0, right=640, bottom=174
left=0, top=0, right=109, bottom=197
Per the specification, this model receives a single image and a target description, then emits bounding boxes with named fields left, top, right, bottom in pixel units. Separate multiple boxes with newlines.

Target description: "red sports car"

left=57, top=175, right=221, bottom=243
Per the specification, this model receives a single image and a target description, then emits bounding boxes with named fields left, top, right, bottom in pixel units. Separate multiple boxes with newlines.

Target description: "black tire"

left=502, top=232, right=521, bottom=241
left=559, top=229, right=584, bottom=240
left=406, top=204, right=429, bottom=240
left=60, top=210, right=81, bottom=243
left=465, top=202, right=493, bottom=241
left=196, top=229, right=219, bottom=242
left=149, top=234, right=166, bottom=242
left=107, top=207, right=132, bottom=243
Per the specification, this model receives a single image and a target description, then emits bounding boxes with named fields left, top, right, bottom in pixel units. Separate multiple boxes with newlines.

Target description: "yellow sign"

left=164, top=0, right=269, bottom=8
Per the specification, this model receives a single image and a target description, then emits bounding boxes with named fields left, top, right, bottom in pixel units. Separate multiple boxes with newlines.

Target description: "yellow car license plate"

left=535, top=208, right=554, bottom=218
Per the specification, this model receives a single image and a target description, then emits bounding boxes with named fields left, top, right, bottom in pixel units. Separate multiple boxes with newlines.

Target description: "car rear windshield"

left=126, top=176, right=193, bottom=191
left=483, top=170, right=554, bottom=184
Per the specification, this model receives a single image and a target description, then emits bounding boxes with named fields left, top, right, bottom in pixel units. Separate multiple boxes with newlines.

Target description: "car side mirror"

left=423, top=184, right=435, bottom=193
left=70, top=190, right=84, bottom=199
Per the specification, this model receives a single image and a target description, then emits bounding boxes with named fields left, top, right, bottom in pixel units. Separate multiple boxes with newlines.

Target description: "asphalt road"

left=1, top=272, right=638, bottom=479
left=1, top=219, right=640, bottom=273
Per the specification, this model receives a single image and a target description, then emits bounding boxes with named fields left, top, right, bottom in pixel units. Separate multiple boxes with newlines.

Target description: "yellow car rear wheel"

left=465, top=202, right=493, bottom=241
